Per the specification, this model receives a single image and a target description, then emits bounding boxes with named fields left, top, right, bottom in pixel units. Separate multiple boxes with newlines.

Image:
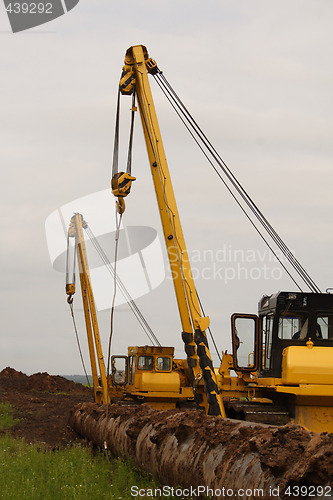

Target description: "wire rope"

left=84, top=226, right=161, bottom=346
left=153, top=70, right=321, bottom=294
left=106, top=210, right=122, bottom=392
left=68, top=301, right=91, bottom=388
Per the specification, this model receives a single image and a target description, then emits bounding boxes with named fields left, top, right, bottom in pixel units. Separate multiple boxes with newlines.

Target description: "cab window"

left=129, top=356, right=136, bottom=384
left=262, top=314, right=274, bottom=370
left=156, top=357, right=171, bottom=371
left=278, top=313, right=309, bottom=340
left=137, top=356, right=154, bottom=370
left=316, top=315, right=333, bottom=339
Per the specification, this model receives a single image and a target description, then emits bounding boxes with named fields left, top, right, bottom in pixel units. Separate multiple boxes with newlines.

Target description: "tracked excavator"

left=66, top=45, right=333, bottom=497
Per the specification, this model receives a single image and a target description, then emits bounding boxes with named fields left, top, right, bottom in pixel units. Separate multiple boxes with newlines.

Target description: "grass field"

left=0, top=403, right=174, bottom=500
left=0, top=402, right=20, bottom=429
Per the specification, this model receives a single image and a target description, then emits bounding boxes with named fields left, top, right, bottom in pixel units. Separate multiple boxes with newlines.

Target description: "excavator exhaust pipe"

left=69, top=403, right=333, bottom=499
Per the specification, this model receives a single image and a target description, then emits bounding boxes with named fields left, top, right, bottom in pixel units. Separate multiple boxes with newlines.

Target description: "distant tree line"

left=62, top=374, right=93, bottom=384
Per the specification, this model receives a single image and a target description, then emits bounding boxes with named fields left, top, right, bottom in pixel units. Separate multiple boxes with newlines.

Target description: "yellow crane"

left=112, top=45, right=225, bottom=417
left=65, top=211, right=223, bottom=413
left=66, top=45, right=333, bottom=433
left=66, top=213, right=109, bottom=404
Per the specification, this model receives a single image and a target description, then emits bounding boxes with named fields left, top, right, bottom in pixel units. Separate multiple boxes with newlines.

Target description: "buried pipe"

left=69, top=403, right=333, bottom=499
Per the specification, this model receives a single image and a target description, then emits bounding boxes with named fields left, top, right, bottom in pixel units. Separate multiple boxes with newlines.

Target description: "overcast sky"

left=1, top=1, right=332, bottom=375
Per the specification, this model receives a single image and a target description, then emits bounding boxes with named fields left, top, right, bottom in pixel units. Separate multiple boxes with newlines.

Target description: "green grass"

left=0, top=403, right=178, bottom=500
left=0, top=402, right=19, bottom=429
left=0, top=435, right=171, bottom=500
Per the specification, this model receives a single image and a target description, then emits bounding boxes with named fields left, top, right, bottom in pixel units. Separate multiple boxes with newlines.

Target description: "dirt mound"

left=0, top=367, right=89, bottom=394
left=0, top=367, right=93, bottom=448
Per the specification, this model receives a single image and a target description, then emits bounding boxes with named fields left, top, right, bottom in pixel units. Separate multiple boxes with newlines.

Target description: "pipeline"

left=69, top=403, right=333, bottom=500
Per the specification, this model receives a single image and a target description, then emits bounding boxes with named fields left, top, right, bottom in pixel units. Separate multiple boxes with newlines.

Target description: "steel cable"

left=153, top=73, right=303, bottom=292
left=84, top=226, right=161, bottom=347
left=68, top=301, right=91, bottom=388
left=106, top=210, right=122, bottom=391
left=153, top=71, right=321, bottom=294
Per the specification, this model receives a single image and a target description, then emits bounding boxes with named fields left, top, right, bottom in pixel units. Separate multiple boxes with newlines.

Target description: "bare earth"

left=1, top=366, right=332, bottom=497
left=0, top=367, right=93, bottom=449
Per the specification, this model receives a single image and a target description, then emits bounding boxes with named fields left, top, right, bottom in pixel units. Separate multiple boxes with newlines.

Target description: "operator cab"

left=111, top=346, right=174, bottom=387
left=259, top=292, right=333, bottom=377
left=231, top=291, right=333, bottom=378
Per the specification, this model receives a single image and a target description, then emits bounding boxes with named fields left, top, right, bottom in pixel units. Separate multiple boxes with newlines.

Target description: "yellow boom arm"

left=66, top=213, right=109, bottom=404
left=114, top=45, right=225, bottom=417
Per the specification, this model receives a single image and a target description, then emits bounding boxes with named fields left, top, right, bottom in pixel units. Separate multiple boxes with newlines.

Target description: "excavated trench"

left=69, top=403, right=333, bottom=499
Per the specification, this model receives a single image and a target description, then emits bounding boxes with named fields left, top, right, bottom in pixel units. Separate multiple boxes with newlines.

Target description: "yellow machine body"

left=65, top=46, right=333, bottom=433
left=281, top=344, right=333, bottom=385
left=110, top=346, right=194, bottom=410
